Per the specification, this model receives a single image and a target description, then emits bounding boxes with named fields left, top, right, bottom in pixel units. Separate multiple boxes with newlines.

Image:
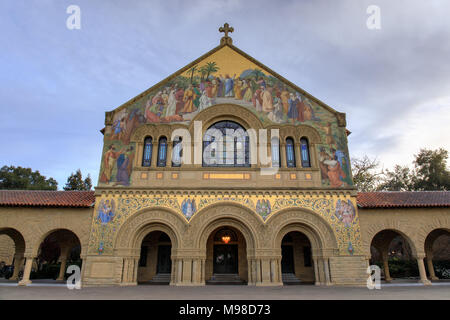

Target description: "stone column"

left=294, top=142, right=301, bottom=167
left=313, top=258, right=320, bottom=286
left=177, top=259, right=183, bottom=284
left=270, top=258, right=282, bottom=285
left=167, top=143, right=173, bottom=167
left=182, top=258, right=192, bottom=284
left=120, top=257, right=138, bottom=285
left=255, top=259, right=262, bottom=284
left=426, top=256, right=438, bottom=281
left=280, top=143, right=287, bottom=168
left=170, top=259, right=176, bottom=285
left=136, top=142, right=144, bottom=167
left=381, top=252, right=392, bottom=282
left=191, top=258, right=204, bottom=285
left=201, top=259, right=206, bottom=284
left=18, top=256, right=35, bottom=286
left=323, top=257, right=332, bottom=286
left=10, top=254, right=24, bottom=281
left=417, top=256, right=431, bottom=285
left=277, top=258, right=282, bottom=284
left=57, top=247, right=70, bottom=281
left=260, top=259, right=271, bottom=284
left=151, top=144, right=158, bottom=167
left=122, top=257, right=129, bottom=283
left=309, top=142, right=317, bottom=168
left=247, top=258, right=255, bottom=285
left=133, top=257, right=139, bottom=284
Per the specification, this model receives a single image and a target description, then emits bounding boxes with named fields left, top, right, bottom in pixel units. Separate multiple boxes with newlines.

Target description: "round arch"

left=188, top=104, right=265, bottom=134
left=274, top=224, right=324, bottom=256
left=114, top=207, right=186, bottom=253
left=414, top=216, right=450, bottom=254
left=189, top=202, right=264, bottom=251
left=363, top=222, right=419, bottom=258
left=266, top=208, right=338, bottom=253
left=424, top=228, right=450, bottom=254
left=0, top=227, right=26, bottom=255
left=32, top=227, right=85, bottom=257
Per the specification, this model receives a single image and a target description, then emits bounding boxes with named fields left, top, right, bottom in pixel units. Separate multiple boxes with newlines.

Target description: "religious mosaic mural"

left=98, top=45, right=353, bottom=188
left=88, top=195, right=362, bottom=256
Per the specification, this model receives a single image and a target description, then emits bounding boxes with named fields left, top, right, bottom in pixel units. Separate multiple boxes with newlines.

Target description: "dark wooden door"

left=157, top=245, right=172, bottom=273
left=281, top=245, right=294, bottom=273
left=213, top=245, right=238, bottom=274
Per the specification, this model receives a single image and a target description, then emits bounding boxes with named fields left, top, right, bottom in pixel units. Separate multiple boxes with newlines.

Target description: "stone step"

left=282, top=273, right=302, bottom=285
left=150, top=273, right=171, bottom=284
left=207, top=273, right=246, bottom=285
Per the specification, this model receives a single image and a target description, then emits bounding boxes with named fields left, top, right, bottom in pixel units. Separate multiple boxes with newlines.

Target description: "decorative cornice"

left=94, top=187, right=358, bottom=197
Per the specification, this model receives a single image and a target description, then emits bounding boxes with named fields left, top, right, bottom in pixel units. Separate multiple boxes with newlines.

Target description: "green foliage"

left=434, top=260, right=450, bottom=279
left=412, top=148, right=450, bottom=191
left=351, top=156, right=382, bottom=192
left=378, top=165, right=414, bottom=191
left=352, top=148, right=450, bottom=192
left=30, top=263, right=60, bottom=280
left=374, top=258, right=419, bottom=278
left=0, top=165, right=57, bottom=190
left=204, top=61, right=219, bottom=80
left=63, top=169, right=92, bottom=191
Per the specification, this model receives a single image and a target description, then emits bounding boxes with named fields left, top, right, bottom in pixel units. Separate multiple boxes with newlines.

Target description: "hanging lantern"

left=221, top=235, right=231, bottom=244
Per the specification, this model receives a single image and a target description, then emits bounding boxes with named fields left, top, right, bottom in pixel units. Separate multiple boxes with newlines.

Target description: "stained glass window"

left=142, top=137, right=153, bottom=167
left=203, top=121, right=250, bottom=167
left=286, top=138, right=296, bottom=168
left=157, top=137, right=167, bottom=167
left=300, top=138, right=311, bottom=168
left=271, top=137, right=280, bottom=167
left=172, top=137, right=182, bottom=167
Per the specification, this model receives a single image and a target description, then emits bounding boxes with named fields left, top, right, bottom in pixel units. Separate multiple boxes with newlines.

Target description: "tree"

left=351, top=156, right=383, bottom=191
left=205, top=62, right=219, bottom=80
left=251, top=68, right=265, bottom=80
left=412, top=148, right=450, bottom=191
left=198, top=65, right=208, bottom=82
left=187, top=65, right=198, bottom=84
left=0, top=165, right=57, bottom=190
left=63, top=169, right=92, bottom=191
left=378, top=165, right=414, bottom=191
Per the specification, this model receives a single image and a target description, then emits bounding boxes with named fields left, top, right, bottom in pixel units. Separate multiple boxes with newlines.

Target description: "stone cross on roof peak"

left=219, top=23, right=234, bottom=45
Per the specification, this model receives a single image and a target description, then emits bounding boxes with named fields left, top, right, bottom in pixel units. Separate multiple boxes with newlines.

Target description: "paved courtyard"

left=0, top=281, right=449, bottom=300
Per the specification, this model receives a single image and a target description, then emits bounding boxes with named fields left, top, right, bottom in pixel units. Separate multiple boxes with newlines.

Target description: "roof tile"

left=357, top=191, right=450, bottom=208
left=0, top=190, right=449, bottom=209
left=0, top=190, right=95, bottom=208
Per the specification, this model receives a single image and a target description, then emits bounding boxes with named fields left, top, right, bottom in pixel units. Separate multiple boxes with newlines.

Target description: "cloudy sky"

left=1, top=0, right=449, bottom=188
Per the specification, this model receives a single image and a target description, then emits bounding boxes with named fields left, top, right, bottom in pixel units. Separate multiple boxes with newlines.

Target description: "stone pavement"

left=0, top=283, right=449, bottom=300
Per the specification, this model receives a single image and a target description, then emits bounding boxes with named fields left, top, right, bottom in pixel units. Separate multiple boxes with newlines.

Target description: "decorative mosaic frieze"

left=88, top=194, right=362, bottom=257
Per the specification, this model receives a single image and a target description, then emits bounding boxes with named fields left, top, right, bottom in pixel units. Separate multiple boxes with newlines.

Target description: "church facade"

left=0, top=25, right=449, bottom=287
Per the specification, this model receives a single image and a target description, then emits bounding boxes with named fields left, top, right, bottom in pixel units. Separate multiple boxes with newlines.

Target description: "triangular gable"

left=106, top=42, right=346, bottom=128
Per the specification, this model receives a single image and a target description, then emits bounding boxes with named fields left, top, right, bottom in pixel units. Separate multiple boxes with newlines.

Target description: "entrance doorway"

left=205, top=227, right=247, bottom=284
left=138, top=231, right=172, bottom=284
left=281, top=244, right=294, bottom=273
left=280, top=231, right=314, bottom=284
left=157, top=245, right=172, bottom=274
left=213, top=244, right=238, bottom=274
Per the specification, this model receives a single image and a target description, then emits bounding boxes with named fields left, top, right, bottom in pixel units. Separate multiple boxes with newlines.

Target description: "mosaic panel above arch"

left=88, top=194, right=362, bottom=256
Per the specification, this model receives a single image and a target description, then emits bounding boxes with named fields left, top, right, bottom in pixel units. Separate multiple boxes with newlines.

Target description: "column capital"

left=415, top=253, right=426, bottom=260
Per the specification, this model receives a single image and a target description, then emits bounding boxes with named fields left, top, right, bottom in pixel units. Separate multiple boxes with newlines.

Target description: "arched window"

left=286, top=138, right=296, bottom=167
left=142, top=137, right=153, bottom=167
left=300, top=137, right=311, bottom=167
left=157, top=136, right=167, bottom=167
left=172, top=137, right=182, bottom=167
left=202, top=120, right=250, bottom=167
left=271, top=137, right=280, bottom=167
